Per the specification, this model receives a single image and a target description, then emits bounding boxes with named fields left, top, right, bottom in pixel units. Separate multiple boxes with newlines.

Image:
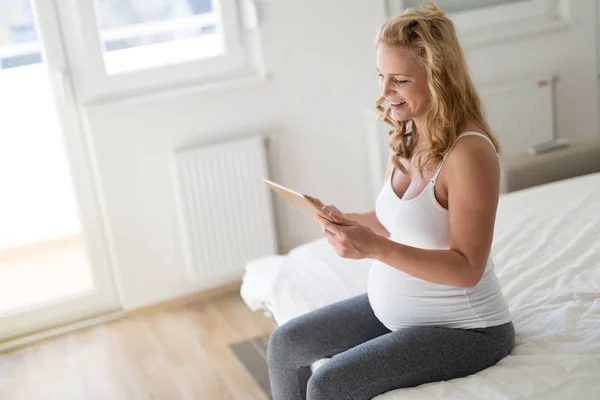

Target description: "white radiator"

left=172, top=135, right=278, bottom=289
left=479, top=75, right=556, bottom=155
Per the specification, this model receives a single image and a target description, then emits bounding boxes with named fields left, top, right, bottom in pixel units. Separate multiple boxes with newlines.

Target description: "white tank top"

left=367, top=132, right=512, bottom=330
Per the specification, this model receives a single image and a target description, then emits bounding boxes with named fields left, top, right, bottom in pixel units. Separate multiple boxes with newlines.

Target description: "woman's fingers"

left=329, top=210, right=355, bottom=226
left=322, top=205, right=336, bottom=214
left=314, top=215, right=342, bottom=235
left=305, top=195, right=324, bottom=208
left=304, top=195, right=345, bottom=220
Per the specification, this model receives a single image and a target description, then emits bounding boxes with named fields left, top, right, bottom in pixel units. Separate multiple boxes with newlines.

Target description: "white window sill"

left=84, top=70, right=272, bottom=108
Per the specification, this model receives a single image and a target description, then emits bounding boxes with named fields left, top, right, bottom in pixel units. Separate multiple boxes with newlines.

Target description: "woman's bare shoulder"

left=445, top=133, right=500, bottom=188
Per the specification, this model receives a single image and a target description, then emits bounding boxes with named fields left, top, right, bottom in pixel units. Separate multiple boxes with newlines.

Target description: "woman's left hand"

left=314, top=211, right=382, bottom=260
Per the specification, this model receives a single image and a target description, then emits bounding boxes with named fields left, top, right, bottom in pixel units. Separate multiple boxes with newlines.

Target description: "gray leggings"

left=267, top=294, right=514, bottom=400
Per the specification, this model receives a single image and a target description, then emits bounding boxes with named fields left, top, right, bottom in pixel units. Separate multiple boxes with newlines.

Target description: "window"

left=0, top=0, right=41, bottom=69
left=402, top=0, right=527, bottom=13
left=393, top=1, right=570, bottom=49
left=94, top=0, right=222, bottom=74
left=52, top=0, right=263, bottom=104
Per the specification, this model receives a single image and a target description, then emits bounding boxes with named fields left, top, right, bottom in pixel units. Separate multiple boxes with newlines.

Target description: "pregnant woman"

left=267, top=4, right=514, bottom=400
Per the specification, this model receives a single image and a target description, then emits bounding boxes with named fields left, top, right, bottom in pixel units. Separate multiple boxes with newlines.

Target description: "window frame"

left=388, top=0, right=572, bottom=49
left=55, top=0, right=263, bottom=105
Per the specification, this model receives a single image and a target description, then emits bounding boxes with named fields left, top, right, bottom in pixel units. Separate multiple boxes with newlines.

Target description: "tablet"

left=263, top=179, right=335, bottom=223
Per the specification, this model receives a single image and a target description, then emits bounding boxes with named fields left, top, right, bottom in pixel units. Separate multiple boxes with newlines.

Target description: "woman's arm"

left=370, top=136, right=500, bottom=288
left=347, top=211, right=390, bottom=238
left=315, top=136, right=500, bottom=289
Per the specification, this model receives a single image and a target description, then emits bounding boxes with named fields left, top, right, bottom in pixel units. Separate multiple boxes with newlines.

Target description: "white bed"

left=241, top=149, right=600, bottom=399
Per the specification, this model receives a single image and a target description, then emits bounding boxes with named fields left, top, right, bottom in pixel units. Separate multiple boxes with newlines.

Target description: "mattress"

left=240, top=173, right=600, bottom=399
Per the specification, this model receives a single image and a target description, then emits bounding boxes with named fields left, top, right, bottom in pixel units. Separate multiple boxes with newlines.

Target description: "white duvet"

left=241, top=173, right=600, bottom=399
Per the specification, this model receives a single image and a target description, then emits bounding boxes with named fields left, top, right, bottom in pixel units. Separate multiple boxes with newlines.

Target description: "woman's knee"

left=267, top=318, right=307, bottom=366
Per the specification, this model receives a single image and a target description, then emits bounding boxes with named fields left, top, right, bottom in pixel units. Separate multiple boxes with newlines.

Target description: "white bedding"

left=240, top=173, right=600, bottom=399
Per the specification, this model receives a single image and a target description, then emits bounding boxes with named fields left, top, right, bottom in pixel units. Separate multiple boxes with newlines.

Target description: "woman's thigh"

left=307, top=323, right=515, bottom=400
left=267, top=294, right=391, bottom=366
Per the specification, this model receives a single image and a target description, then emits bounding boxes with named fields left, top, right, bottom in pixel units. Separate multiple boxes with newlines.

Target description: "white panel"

left=172, top=135, right=277, bottom=289
left=480, top=75, right=555, bottom=155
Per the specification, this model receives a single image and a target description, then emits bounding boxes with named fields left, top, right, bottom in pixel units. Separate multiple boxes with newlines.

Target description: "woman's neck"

left=407, top=118, right=426, bottom=153
left=411, top=116, right=425, bottom=135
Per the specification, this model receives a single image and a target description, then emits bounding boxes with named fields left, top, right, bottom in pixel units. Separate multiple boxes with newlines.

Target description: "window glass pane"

left=96, top=0, right=213, bottom=29
left=0, top=0, right=41, bottom=70
left=94, top=0, right=223, bottom=74
left=403, top=0, right=527, bottom=13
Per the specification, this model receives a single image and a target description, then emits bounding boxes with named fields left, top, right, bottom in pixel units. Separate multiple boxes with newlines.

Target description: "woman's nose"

left=381, top=79, right=395, bottom=98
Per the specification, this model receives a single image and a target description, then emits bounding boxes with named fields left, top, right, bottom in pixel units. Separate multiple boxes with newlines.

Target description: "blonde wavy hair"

left=376, top=3, right=499, bottom=175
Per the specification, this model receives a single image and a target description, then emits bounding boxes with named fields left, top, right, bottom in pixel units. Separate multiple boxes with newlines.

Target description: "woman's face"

left=376, top=44, right=430, bottom=122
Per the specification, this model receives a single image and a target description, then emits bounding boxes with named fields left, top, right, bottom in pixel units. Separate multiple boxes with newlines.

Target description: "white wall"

left=85, top=0, right=387, bottom=309
left=83, top=0, right=598, bottom=309
left=462, top=1, right=599, bottom=144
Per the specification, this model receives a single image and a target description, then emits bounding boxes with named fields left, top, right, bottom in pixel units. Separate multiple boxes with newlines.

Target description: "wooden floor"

left=0, top=293, right=277, bottom=400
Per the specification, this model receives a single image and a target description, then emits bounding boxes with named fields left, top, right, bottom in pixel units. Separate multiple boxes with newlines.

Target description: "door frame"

left=0, top=0, right=123, bottom=348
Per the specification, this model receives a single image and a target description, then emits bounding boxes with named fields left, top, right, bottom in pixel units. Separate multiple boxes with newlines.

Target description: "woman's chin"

left=391, top=109, right=410, bottom=120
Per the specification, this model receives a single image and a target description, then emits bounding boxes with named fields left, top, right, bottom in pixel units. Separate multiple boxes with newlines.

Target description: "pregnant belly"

left=367, top=261, right=474, bottom=329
